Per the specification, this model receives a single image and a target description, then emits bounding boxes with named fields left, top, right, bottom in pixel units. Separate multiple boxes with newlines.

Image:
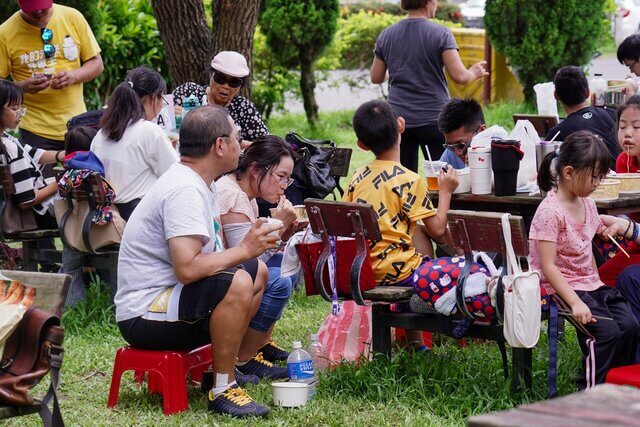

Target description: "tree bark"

left=211, top=0, right=260, bottom=99
left=151, top=0, right=213, bottom=86
left=299, top=50, right=319, bottom=127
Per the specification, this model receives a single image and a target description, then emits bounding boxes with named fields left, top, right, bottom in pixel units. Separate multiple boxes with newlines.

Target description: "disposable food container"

left=271, top=382, right=309, bottom=407
left=590, top=179, right=621, bottom=201
left=607, top=173, right=640, bottom=194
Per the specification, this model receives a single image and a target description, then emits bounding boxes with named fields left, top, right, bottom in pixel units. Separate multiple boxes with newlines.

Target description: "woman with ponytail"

left=530, top=130, right=639, bottom=388
left=91, top=66, right=179, bottom=220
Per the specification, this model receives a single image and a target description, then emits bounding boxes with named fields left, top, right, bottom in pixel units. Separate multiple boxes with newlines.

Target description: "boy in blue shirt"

left=438, top=98, right=486, bottom=169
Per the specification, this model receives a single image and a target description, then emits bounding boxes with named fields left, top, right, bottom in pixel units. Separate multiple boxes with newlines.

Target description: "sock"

left=236, top=360, right=248, bottom=366
left=212, top=380, right=236, bottom=396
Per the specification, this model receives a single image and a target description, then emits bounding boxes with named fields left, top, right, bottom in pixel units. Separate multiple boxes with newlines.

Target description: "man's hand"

left=50, top=70, right=78, bottom=90
left=469, top=60, right=489, bottom=80
left=239, top=218, right=281, bottom=258
left=437, top=166, right=459, bottom=194
left=19, top=76, right=50, bottom=94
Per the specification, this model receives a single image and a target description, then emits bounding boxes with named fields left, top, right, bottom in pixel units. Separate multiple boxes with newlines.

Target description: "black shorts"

left=117, top=258, right=259, bottom=351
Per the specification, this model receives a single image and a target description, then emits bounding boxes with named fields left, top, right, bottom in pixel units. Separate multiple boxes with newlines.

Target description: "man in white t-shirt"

left=115, top=105, right=280, bottom=418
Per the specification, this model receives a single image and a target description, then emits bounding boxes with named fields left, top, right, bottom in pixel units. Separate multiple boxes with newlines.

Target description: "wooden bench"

left=303, top=199, right=534, bottom=391
left=54, top=168, right=119, bottom=294
left=0, top=270, right=71, bottom=427
left=0, top=160, right=61, bottom=271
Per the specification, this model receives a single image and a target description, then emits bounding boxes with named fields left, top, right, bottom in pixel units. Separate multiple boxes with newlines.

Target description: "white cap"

left=293, top=341, right=302, bottom=349
left=210, top=51, right=250, bottom=78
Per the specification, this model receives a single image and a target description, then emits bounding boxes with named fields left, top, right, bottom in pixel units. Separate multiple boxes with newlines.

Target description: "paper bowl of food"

left=293, top=205, right=308, bottom=222
left=607, top=173, right=640, bottom=194
left=590, top=179, right=621, bottom=201
left=271, top=382, right=308, bottom=408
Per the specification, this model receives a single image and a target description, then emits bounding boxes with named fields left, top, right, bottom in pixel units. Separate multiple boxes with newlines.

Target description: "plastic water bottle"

left=176, top=95, right=200, bottom=129
left=287, top=341, right=315, bottom=400
left=590, top=73, right=606, bottom=107
left=308, top=333, right=326, bottom=373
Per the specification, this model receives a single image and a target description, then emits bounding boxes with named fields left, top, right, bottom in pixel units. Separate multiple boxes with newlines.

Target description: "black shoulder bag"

left=285, top=132, right=337, bottom=200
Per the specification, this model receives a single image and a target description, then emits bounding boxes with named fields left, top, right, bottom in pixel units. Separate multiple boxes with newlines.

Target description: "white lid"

left=293, top=341, right=302, bottom=349
left=458, top=167, right=470, bottom=175
left=469, top=146, right=490, bottom=153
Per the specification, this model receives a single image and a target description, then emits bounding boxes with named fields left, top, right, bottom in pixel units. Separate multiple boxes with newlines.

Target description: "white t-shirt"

left=115, top=163, right=221, bottom=322
left=90, top=119, right=179, bottom=203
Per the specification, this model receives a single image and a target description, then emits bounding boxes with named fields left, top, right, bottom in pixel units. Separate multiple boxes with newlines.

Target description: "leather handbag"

left=0, top=139, right=37, bottom=235
left=286, top=132, right=337, bottom=199
left=54, top=197, right=125, bottom=254
left=0, top=307, right=64, bottom=426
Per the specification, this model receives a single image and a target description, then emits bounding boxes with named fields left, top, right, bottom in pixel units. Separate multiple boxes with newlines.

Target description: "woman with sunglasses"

left=371, top=0, right=488, bottom=173
left=90, top=66, right=179, bottom=221
left=215, top=135, right=299, bottom=380
left=172, top=51, right=268, bottom=145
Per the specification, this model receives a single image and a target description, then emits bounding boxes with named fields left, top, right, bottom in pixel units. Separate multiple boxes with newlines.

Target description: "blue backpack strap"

left=548, top=298, right=558, bottom=398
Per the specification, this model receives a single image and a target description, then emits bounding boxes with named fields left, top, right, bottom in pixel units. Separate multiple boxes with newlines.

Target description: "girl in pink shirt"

left=530, top=131, right=639, bottom=388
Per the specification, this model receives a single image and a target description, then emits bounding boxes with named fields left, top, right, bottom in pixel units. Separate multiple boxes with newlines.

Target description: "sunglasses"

left=442, top=126, right=482, bottom=152
left=212, top=72, right=244, bottom=88
left=41, top=28, right=55, bottom=59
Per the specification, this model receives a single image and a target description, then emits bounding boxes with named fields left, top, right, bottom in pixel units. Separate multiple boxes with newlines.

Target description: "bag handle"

left=500, top=213, right=522, bottom=276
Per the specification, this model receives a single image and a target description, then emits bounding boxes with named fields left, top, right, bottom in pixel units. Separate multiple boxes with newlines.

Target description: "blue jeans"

left=249, top=254, right=297, bottom=332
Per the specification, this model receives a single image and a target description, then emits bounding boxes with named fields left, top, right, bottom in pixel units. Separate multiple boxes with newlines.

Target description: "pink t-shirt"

left=216, top=174, right=259, bottom=221
left=529, top=190, right=604, bottom=294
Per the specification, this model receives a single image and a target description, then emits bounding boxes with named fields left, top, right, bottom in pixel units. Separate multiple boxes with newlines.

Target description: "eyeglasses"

left=161, top=95, right=170, bottom=108
left=41, top=28, right=55, bottom=59
left=222, top=134, right=242, bottom=146
left=625, top=59, right=639, bottom=71
left=264, top=167, right=294, bottom=187
left=6, top=106, right=27, bottom=119
left=212, top=72, right=244, bottom=88
left=442, top=126, right=481, bottom=152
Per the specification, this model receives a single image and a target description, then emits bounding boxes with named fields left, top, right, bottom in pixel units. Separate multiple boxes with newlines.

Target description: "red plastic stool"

left=606, top=364, right=640, bottom=387
left=107, top=344, right=212, bottom=415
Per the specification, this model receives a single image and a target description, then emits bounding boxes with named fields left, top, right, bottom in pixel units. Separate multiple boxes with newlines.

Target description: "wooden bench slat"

left=362, top=286, right=414, bottom=301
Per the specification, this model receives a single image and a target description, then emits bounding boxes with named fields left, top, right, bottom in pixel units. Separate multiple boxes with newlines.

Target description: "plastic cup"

left=468, top=146, right=491, bottom=170
left=272, top=382, right=309, bottom=407
left=423, top=160, right=447, bottom=191
left=470, top=168, right=492, bottom=195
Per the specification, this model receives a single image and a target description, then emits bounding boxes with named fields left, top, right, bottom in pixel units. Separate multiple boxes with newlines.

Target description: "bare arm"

left=538, top=240, right=594, bottom=324
left=600, top=215, right=640, bottom=244
left=38, top=150, right=64, bottom=165
left=442, top=49, right=488, bottom=85
left=50, top=54, right=104, bottom=90
left=19, top=182, right=57, bottom=209
left=168, top=219, right=280, bottom=285
left=422, top=168, right=459, bottom=240
left=370, top=57, right=388, bottom=84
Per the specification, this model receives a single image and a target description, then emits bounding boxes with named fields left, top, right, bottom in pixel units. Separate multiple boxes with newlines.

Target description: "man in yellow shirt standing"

left=0, top=0, right=102, bottom=167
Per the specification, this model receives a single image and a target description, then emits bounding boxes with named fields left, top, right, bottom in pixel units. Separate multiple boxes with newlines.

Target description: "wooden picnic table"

left=429, top=191, right=640, bottom=217
left=467, top=383, right=640, bottom=426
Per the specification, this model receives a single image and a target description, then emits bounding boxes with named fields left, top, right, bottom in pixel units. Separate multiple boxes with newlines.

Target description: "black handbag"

left=285, top=132, right=337, bottom=199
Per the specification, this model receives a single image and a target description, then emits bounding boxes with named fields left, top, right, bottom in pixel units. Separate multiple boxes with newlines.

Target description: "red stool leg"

left=160, top=352, right=189, bottom=415
left=107, top=347, right=127, bottom=409
left=148, top=370, right=163, bottom=394
left=185, top=344, right=213, bottom=384
left=134, top=370, right=146, bottom=384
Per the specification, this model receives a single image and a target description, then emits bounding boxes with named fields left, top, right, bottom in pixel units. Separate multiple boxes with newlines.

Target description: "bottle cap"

left=310, top=334, right=319, bottom=341
left=293, top=341, right=302, bottom=349
left=595, top=73, right=603, bottom=76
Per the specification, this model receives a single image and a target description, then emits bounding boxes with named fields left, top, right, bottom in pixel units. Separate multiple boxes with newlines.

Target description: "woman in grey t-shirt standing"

left=371, top=0, right=488, bottom=172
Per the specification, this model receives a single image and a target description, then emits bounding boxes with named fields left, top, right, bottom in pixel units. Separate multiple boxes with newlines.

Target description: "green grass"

left=10, top=102, right=587, bottom=426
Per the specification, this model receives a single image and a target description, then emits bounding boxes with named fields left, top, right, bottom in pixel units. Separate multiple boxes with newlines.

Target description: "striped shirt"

left=0, top=132, right=51, bottom=215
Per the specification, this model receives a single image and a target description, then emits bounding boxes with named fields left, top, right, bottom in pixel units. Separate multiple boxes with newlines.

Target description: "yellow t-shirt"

left=0, top=5, right=101, bottom=141
left=343, top=159, right=436, bottom=285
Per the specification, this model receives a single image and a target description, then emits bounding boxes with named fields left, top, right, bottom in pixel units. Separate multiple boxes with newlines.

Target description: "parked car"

left=614, top=0, right=640, bottom=45
left=459, top=0, right=485, bottom=28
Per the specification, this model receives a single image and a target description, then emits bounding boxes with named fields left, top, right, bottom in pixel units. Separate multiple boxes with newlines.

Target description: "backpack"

left=66, top=108, right=106, bottom=130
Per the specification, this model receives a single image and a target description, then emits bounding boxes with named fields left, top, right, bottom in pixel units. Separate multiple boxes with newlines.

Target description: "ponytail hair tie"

left=127, top=81, right=134, bottom=89
left=555, top=147, right=560, bottom=157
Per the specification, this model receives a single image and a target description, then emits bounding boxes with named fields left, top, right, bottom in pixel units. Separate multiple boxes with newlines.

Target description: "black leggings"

left=400, top=124, right=446, bottom=173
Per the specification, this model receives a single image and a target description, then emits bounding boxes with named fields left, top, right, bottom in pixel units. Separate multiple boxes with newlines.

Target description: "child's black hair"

left=553, top=66, right=588, bottom=107
left=0, top=79, right=23, bottom=109
left=352, top=100, right=398, bottom=156
left=617, top=34, right=640, bottom=64
left=64, top=126, right=97, bottom=154
left=437, top=97, right=485, bottom=134
left=537, top=130, right=610, bottom=192
left=617, top=94, right=640, bottom=126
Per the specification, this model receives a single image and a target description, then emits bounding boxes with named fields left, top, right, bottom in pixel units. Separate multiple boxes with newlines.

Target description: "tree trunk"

left=151, top=0, right=213, bottom=86
left=211, top=0, right=260, bottom=99
left=299, top=50, right=319, bottom=127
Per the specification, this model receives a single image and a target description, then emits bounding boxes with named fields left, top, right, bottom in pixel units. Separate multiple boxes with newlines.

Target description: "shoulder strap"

left=38, top=325, right=64, bottom=427
left=500, top=213, right=521, bottom=275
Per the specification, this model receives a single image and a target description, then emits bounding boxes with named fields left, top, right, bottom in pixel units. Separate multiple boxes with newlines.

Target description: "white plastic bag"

left=470, top=125, right=508, bottom=148
left=533, top=82, right=559, bottom=118
left=507, top=120, right=539, bottom=187
left=501, top=214, right=541, bottom=348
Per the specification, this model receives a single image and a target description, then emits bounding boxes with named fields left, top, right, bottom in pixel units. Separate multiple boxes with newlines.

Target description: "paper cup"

left=423, top=161, right=447, bottom=191
left=470, top=168, right=492, bottom=195
left=453, top=168, right=471, bottom=194
left=272, top=382, right=309, bottom=407
left=468, top=146, right=491, bottom=170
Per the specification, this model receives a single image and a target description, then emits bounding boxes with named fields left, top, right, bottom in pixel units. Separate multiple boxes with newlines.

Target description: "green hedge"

left=341, top=1, right=462, bottom=23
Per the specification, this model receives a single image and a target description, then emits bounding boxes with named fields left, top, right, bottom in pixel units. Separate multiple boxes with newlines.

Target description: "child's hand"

left=438, top=167, right=459, bottom=194
left=571, top=300, right=595, bottom=324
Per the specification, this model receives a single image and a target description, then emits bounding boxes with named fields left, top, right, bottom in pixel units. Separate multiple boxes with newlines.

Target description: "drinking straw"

left=424, top=144, right=438, bottom=177
left=607, top=234, right=631, bottom=259
left=548, top=131, right=561, bottom=143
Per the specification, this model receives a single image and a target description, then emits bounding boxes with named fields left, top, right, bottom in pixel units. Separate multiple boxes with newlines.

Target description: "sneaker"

left=258, top=340, right=290, bottom=363
left=208, top=384, right=269, bottom=418
left=236, top=352, right=288, bottom=379
left=200, top=368, right=260, bottom=392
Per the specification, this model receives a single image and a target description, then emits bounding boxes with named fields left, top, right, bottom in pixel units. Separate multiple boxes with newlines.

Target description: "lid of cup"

left=469, top=146, right=491, bottom=153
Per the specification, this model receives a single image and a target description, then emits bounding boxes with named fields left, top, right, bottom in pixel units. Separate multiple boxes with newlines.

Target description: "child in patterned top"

left=530, top=130, right=639, bottom=388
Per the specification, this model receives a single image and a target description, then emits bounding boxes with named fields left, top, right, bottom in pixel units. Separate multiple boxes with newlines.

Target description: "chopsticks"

left=557, top=310, right=613, bottom=321
left=607, top=234, right=631, bottom=259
